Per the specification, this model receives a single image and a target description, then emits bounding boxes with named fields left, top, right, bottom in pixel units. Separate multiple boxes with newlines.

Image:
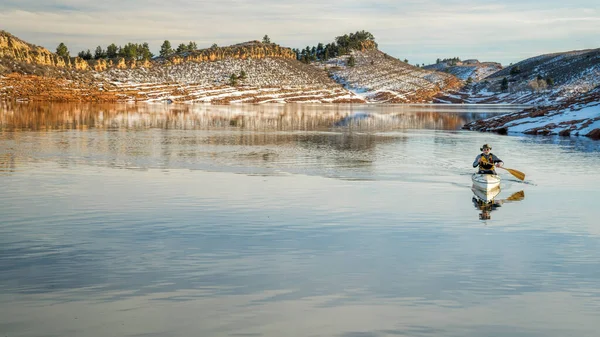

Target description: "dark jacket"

left=473, top=153, right=503, bottom=171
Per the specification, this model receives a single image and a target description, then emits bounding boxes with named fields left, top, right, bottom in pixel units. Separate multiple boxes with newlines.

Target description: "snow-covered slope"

left=461, top=48, right=600, bottom=105
left=423, top=60, right=502, bottom=81
left=104, top=58, right=337, bottom=88
left=98, top=57, right=368, bottom=103
left=463, top=85, right=600, bottom=139
left=318, top=50, right=461, bottom=103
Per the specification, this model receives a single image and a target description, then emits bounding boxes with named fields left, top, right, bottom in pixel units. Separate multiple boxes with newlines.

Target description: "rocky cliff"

left=1, top=31, right=296, bottom=74
left=167, top=41, right=296, bottom=64
left=0, top=31, right=70, bottom=69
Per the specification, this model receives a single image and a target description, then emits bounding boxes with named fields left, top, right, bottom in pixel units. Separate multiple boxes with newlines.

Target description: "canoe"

left=471, top=185, right=501, bottom=202
left=471, top=173, right=500, bottom=191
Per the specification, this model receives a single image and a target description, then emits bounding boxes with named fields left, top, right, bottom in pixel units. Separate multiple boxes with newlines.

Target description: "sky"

left=1, top=0, right=599, bottom=66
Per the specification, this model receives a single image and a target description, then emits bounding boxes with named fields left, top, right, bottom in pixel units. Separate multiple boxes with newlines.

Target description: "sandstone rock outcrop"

left=1, top=30, right=70, bottom=68
left=167, top=42, right=296, bottom=65
left=1, top=31, right=297, bottom=74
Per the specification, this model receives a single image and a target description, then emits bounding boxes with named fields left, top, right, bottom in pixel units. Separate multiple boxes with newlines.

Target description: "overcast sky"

left=1, top=0, right=598, bottom=65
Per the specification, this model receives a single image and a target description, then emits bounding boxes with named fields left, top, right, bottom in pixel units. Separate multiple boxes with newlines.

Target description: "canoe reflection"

left=471, top=185, right=525, bottom=220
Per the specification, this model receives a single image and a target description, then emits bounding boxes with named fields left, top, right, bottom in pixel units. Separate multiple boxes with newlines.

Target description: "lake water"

left=1, top=102, right=600, bottom=337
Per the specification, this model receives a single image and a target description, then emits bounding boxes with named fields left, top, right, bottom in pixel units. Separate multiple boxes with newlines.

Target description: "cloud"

left=1, top=0, right=598, bottom=64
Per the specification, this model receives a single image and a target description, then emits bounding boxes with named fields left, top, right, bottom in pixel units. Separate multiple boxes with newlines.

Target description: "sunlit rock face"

left=357, top=40, right=377, bottom=52
left=0, top=31, right=69, bottom=68
left=168, top=42, right=297, bottom=64
left=72, top=57, right=90, bottom=71
left=1, top=32, right=298, bottom=72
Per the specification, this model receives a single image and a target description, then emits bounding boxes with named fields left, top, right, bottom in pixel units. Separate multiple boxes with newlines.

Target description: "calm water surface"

left=1, top=102, right=600, bottom=337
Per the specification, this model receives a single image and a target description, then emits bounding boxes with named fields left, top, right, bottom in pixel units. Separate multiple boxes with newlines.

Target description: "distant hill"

left=319, top=50, right=461, bottom=103
left=0, top=30, right=459, bottom=104
left=2, top=30, right=598, bottom=107
left=437, top=48, right=600, bottom=105
left=0, top=31, right=361, bottom=103
left=423, top=59, right=502, bottom=81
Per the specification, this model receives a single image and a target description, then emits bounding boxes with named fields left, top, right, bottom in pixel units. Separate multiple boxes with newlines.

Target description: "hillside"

left=0, top=30, right=466, bottom=104
left=423, top=60, right=502, bottom=81
left=0, top=32, right=360, bottom=103
left=1, top=30, right=70, bottom=70
left=1, top=30, right=598, bottom=112
left=318, top=50, right=461, bottom=103
left=436, top=48, right=600, bottom=105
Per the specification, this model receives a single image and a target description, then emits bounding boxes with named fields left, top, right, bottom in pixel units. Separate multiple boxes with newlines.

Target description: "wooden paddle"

left=497, top=166, right=525, bottom=181
left=506, top=190, right=525, bottom=201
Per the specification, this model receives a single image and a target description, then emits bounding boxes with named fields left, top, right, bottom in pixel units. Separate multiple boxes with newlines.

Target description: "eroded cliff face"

left=358, top=40, right=377, bottom=52
left=0, top=31, right=70, bottom=68
left=1, top=32, right=296, bottom=73
left=167, top=42, right=296, bottom=65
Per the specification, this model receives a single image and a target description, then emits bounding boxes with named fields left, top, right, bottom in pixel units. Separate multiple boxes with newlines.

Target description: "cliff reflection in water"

left=0, top=101, right=491, bottom=132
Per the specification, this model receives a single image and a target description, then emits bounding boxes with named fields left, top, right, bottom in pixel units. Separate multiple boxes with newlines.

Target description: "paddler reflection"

left=471, top=185, right=525, bottom=220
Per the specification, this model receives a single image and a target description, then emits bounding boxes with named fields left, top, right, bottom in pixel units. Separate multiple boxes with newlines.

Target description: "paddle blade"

left=499, top=167, right=525, bottom=181
left=506, top=190, right=525, bottom=201
left=505, top=168, right=525, bottom=181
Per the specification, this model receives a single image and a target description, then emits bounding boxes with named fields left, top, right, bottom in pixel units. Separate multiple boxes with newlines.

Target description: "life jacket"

left=478, top=153, right=495, bottom=171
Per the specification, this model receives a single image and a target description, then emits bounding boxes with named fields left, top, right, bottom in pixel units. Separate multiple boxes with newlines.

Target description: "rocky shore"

left=463, top=86, right=600, bottom=139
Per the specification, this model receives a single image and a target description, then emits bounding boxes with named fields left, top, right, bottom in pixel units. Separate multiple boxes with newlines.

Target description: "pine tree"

left=56, top=43, right=69, bottom=59
left=94, top=46, right=106, bottom=59
left=187, top=41, right=198, bottom=51
left=347, top=55, right=356, bottom=67
left=229, top=73, right=238, bottom=86
left=262, top=35, right=271, bottom=44
left=106, top=44, right=118, bottom=58
left=77, top=49, right=92, bottom=60
left=121, top=43, right=138, bottom=59
left=140, top=43, right=153, bottom=60
left=501, top=77, right=509, bottom=91
left=316, top=43, right=324, bottom=59
left=176, top=43, right=187, bottom=53
left=160, top=40, right=173, bottom=57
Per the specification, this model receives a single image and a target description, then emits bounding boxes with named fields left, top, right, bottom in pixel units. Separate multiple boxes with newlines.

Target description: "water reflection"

left=3, top=100, right=600, bottom=337
left=0, top=101, right=524, bottom=131
left=472, top=186, right=525, bottom=220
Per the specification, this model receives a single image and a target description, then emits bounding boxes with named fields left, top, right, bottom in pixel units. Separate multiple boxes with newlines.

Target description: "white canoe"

left=471, top=173, right=500, bottom=191
left=471, top=185, right=501, bottom=202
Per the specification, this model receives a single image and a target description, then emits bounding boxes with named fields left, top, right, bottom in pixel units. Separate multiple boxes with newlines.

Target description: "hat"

left=480, top=144, right=492, bottom=151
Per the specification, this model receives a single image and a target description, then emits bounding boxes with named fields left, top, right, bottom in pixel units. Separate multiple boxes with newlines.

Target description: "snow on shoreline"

left=463, top=87, right=600, bottom=139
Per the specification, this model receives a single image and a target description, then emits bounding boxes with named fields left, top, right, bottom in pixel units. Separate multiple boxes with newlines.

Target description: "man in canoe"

left=473, top=144, right=503, bottom=174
